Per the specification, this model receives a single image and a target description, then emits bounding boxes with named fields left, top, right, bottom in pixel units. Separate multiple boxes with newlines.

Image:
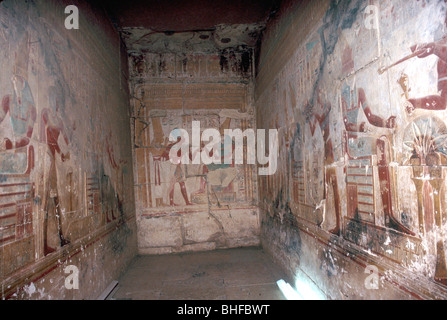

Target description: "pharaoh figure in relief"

left=396, top=36, right=447, bottom=285
left=0, top=32, right=36, bottom=247
left=306, top=89, right=341, bottom=234
left=41, top=86, right=71, bottom=254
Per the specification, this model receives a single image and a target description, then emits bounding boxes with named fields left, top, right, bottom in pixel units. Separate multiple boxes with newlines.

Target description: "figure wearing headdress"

left=0, top=32, right=36, bottom=150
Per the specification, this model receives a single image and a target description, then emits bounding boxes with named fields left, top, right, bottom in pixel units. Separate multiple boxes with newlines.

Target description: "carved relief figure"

left=147, top=116, right=192, bottom=207
left=306, top=89, right=341, bottom=234
left=204, top=116, right=238, bottom=203
left=41, top=87, right=71, bottom=255
left=0, top=33, right=36, bottom=152
left=103, top=130, right=123, bottom=222
left=403, top=116, right=447, bottom=285
left=162, top=132, right=192, bottom=206
left=189, top=115, right=238, bottom=205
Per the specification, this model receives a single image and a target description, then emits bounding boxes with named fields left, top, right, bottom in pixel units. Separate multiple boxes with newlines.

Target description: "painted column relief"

left=257, top=0, right=447, bottom=291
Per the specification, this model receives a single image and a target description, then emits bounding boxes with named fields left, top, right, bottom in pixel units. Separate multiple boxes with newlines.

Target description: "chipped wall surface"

left=256, top=0, right=447, bottom=299
left=121, top=24, right=266, bottom=55
left=0, top=0, right=137, bottom=299
left=130, top=49, right=260, bottom=254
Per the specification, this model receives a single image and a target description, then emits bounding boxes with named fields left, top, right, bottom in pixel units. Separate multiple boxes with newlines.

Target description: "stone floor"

left=108, top=246, right=289, bottom=300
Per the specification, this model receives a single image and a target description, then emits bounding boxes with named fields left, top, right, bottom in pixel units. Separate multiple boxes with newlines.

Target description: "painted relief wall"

left=130, top=51, right=260, bottom=254
left=0, top=0, right=136, bottom=299
left=256, top=0, right=447, bottom=299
